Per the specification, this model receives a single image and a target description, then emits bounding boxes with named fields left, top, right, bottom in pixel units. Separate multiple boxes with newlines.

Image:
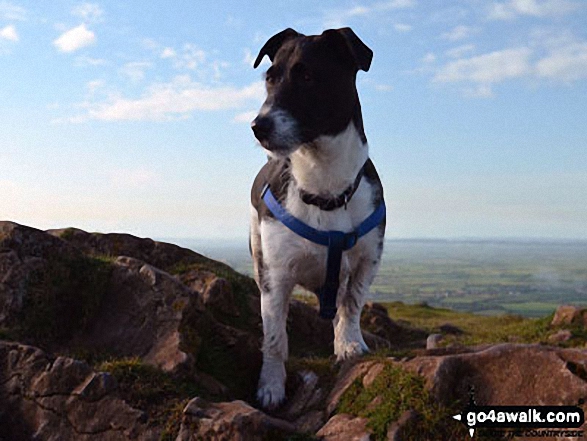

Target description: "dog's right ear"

left=254, top=28, right=300, bottom=68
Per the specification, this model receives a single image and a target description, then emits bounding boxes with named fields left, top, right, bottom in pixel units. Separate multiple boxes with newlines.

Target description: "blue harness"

left=261, top=183, right=386, bottom=320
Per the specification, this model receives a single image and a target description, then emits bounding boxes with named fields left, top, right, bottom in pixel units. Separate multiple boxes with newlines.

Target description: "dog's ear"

left=323, top=28, right=373, bottom=72
left=254, top=28, right=300, bottom=68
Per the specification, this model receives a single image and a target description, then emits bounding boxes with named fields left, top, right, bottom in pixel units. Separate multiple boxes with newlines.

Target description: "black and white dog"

left=249, top=28, right=386, bottom=409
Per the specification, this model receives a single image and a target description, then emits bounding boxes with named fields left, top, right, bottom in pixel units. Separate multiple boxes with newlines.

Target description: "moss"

left=336, top=361, right=471, bottom=440
left=97, top=358, right=202, bottom=439
left=18, top=255, right=113, bottom=343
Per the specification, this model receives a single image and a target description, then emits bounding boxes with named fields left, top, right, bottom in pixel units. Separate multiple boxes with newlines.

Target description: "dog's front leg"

left=333, top=257, right=375, bottom=361
left=257, top=274, right=294, bottom=409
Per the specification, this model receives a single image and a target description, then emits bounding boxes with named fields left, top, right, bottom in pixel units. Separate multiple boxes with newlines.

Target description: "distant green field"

left=172, top=238, right=587, bottom=318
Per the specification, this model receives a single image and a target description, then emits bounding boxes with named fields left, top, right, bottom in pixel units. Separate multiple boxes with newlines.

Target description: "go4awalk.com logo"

left=452, top=404, right=585, bottom=437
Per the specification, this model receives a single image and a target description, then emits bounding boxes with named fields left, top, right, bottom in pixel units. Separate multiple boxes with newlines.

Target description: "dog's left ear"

left=323, top=28, right=373, bottom=72
left=254, top=28, right=300, bottom=68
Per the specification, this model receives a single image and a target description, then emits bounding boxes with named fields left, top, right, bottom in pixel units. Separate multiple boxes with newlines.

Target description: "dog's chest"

left=259, top=180, right=377, bottom=289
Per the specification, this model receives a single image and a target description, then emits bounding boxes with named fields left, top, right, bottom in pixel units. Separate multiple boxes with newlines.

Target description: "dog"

left=249, top=27, right=386, bottom=409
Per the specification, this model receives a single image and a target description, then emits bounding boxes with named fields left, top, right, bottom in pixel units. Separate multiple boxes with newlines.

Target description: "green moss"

left=337, top=362, right=469, bottom=440
left=18, top=255, right=113, bottom=343
left=97, top=358, right=202, bottom=440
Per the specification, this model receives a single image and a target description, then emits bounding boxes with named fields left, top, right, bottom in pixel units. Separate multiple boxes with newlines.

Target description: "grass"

left=97, top=357, right=203, bottom=441
left=384, top=301, right=557, bottom=347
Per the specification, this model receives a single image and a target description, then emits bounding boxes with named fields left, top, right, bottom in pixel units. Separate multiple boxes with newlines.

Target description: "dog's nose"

left=251, top=116, right=274, bottom=142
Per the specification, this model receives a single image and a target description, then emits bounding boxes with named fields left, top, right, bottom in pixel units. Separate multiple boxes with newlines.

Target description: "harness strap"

left=262, top=185, right=385, bottom=320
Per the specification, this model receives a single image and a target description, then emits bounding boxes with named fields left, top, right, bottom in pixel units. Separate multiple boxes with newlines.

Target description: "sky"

left=0, top=0, right=586, bottom=240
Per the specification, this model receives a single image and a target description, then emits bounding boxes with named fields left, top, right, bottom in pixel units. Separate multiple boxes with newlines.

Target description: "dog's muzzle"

left=251, top=116, right=273, bottom=143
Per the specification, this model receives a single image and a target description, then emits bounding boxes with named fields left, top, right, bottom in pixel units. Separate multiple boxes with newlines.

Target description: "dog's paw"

left=257, top=382, right=286, bottom=409
left=335, top=340, right=369, bottom=362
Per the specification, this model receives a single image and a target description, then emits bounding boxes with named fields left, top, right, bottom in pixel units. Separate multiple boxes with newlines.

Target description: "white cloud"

left=119, top=61, right=152, bottom=82
left=176, top=44, right=206, bottom=70
left=536, top=41, right=587, bottom=81
left=431, top=30, right=587, bottom=96
left=441, top=25, right=475, bottom=41
left=446, top=44, right=475, bottom=58
left=243, top=48, right=255, bottom=66
left=75, top=55, right=107, bottom=66
left=161, top=47, right=176, bottom=59
left=0, top=2, right=26, bottom=21
left=72, top=2, right=103, bottom=22
left=394, top=23, right=412, bottom=32
left=86, top=79, right=105, bottom=95
left=0, top=24, right=17, bottom=41
left=233, top=110, right=257, bottom=124
left=53, top=24, right=96, bottom=53
left=433, top=47, right=532, bottom=96
left=71, top=76, right=264, bottom=122
left=421, top=52, right=436, bottom=64
left=488, top=0, right=580, bottom=20
left=324, top=0, right=416, bottom=27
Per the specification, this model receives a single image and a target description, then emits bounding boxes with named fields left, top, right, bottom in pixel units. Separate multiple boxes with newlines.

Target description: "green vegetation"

left=337, top=361, right=469, bottom=440
left=18, top=254, right=113, bottom=343
left=97, top=357, right=202, bottom=441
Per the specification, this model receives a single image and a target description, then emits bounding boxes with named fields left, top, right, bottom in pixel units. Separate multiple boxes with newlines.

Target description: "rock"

left=316, top=413, right=371, bottom=441
left=548, top=329, right=573, bottom=343
left=176, top=397, right=295, bottom=441
left=69, top=256, right=198, bottom=373
left=404, top=343, right=587, bottom=407
left=326, top=360, right=376, bottom=415
left=182, top=269, right=240, bottom=317
left=426, top=333, right=443, bottom=349
left=0, top=341, right=158, bottom=441
left=0, top=221, right=84, bottom=331
left=293, top=409, right=326, bottom=433
left=438, top=323, right=464, bottom=335
left=386, top=410, right=420, bottom=441
left=361, top=302, right=427, bottom=349
left=552, top=305, right=587, bottom=327
left=362, top=362, right=385, bottom=388
left=46, top=227, right=226, bottom=274
left=282, top=370, right=324, bottom=420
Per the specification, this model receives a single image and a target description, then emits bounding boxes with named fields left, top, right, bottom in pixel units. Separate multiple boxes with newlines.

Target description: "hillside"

left=1, top=221, right=586, bottom=440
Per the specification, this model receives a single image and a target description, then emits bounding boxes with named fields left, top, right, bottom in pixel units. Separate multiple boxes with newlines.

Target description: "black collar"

left=298, top=161, right=367, bottom=211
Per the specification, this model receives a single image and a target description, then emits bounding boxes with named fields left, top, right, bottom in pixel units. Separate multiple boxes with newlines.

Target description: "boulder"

left=0, top=341, right=158, bottom=441
left=316, top=413, right=371, bottom=441
left=403, top=343, right=587, bottom=407
left=361, top=302, right=427, bottom=349
left=176, top=397, right=295, bottom=441
left=551, top=305, right=587, bottom=328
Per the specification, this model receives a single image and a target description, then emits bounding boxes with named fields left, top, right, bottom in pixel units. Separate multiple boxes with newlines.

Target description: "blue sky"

left=1, top=0, right=586, bottom=240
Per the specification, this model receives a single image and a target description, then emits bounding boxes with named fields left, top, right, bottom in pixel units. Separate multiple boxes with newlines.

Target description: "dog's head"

left=251, top=28, right=372, bottom=156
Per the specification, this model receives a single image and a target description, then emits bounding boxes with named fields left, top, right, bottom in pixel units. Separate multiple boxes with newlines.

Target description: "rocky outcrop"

left=3, top=221, right=586, bottom=440
left=404, top=343, right=587, bottom=407
left=0, top=341, right=158, bottom=441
